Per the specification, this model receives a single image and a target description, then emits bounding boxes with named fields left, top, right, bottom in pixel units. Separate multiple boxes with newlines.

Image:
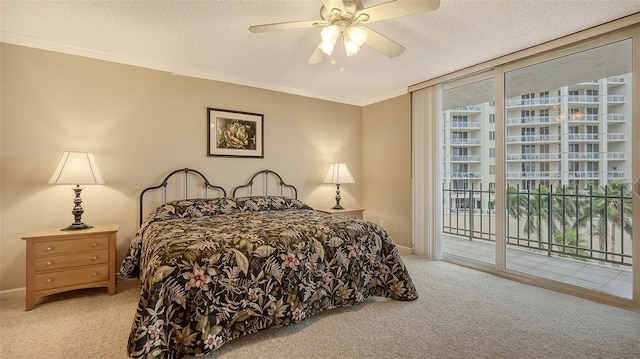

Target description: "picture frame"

left=207, top=107, right=264, bottom=158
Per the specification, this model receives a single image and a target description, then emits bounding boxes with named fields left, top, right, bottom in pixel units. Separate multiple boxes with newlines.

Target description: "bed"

left=119, top=168, right=418, bottom=358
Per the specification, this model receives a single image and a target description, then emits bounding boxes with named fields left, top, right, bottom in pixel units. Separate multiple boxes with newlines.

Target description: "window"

left=522, top=145, right=535, bottom=154
left=452, top=147, right=468, bottom=156
left=569, top=162, right=580, bottom=172
left=540, top=162, right=549, bottom=172
left=540, top=127, right=549, bottom=135
left=522, top=127, right=535, bottom=136
left=489, top=114, right=495, bottom=123
left=489, top=165, right=495, bottom=175
left=522, top=162, right=536, bottom=172
left=452, top=131, right=467, bottom=139
left=452, top=180, right=468, bottom=190
left=489, top=131, right=495, bottom=140
left=489, top=148, right=495, bottom=157
left=540, top=144, right=549, bottom=154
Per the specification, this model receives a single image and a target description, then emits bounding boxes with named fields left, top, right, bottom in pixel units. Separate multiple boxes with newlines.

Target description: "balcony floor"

left=443, top=234, right=632, bottom=299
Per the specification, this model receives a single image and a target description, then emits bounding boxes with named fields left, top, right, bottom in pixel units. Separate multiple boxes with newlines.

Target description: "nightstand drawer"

left=33, top=249, right=109, bottom=271
left=317, top=208, right=365, bottom=220
left=33, top=236, right=109, bottom=257
left=336, top=212, right=362, bottom=219
left=34, top=265, right=109, bottom=291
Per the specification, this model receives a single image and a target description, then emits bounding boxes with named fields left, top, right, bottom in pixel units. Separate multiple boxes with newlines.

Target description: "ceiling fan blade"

left=358, top=0, right=440, bottom=24
left=249, top=20, right=320, bottom=33
left=363, top=26, right=405, bottom=58
left=308, top=45, right=328, bottom=64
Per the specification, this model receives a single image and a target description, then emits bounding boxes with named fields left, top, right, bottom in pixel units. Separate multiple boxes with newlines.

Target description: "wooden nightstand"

left=317, top=208, right=365, bottom=220
left=22, top=224, right=119, bottom=311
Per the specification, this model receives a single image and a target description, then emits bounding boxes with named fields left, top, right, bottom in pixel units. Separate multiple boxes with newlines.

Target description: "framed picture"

left=207, top=107, right=264, bottom=158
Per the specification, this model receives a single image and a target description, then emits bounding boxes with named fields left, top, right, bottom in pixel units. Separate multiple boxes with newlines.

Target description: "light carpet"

left=1, top=256, right=639, bottom=358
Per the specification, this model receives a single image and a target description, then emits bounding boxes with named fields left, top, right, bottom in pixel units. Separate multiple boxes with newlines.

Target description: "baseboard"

left=0, top=287, right=25, bottom=300
left=397, top=245, right=412, bottom=256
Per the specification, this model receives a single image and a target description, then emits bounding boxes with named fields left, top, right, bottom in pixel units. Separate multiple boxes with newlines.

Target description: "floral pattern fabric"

left=120, top=196, right=418, bottom=358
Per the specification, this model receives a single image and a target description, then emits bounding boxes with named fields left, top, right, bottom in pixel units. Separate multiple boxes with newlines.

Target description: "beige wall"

left=1, top=44, right=374, bottom=291
left=362, top=95, right=412, bottom=250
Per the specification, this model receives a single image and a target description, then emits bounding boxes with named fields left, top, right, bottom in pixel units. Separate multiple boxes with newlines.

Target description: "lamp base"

left=331, top=204, right=344, bottom=210
left=62, top=223, right=92, bottom=231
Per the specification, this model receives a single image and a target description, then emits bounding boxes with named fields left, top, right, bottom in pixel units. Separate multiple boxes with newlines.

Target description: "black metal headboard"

left=139, top=168, right=227, bottom=225
left=232, top=169, right=298, bottom=199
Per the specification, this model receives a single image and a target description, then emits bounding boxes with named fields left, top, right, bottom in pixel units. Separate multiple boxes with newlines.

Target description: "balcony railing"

left=506, top=134, right=562, bottom=143
left=449, top=138, right=481, bottom=145
left=442, top=182, right=633, bottom=267
left=506, top=153, right=561, bottom=161
left=450, top=155, right=482, bottom=162
left=450, top=121, right=482, bottom=129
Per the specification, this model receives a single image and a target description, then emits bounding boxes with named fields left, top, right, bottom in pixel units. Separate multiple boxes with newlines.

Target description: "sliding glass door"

left=433, top=30, right=638, bottom=306
left=441, top=74, right=496, bottom=265
left=503, top=39, right=634, bottom=299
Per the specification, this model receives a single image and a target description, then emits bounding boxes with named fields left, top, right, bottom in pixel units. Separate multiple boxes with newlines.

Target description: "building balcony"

left=607, top=133, right=625, bottom=141
left=607, top=95, right=625, bottom=103
left=506, top=153, right=561, bottom=161
left=567, top=152, right=599, bottom=160
left=567, top=133, right=598, bottom=141
left=442, top=183, right=633, bottom=298
left=606, top=76, right=625, bottom=85
left=506, top=134, right=561, bottom=143
left=607, top=171, right=625, bottom=178
left=449, top=155, right=482, bottom=162
left=568, top=171, right=599, bottom=179
left=568, top=95, right=598, bottom=103
left=506, top=171, right=561, bottom=179
left=449, top=138, right=481, bottom=146
left=606, top=114, right=625, bottom=122
left=442, top=235, right=631, bottom=299
left=505, top=97, right=560, bottom=108
left=450, top=121, right=482, bottom=129
left=450, top=105, right=482, bottom=112
left=506, top=116, right=554, bottom=125
left=450, top=172, right=481, bottom=178
left=607, top=152, right=625, bottom=160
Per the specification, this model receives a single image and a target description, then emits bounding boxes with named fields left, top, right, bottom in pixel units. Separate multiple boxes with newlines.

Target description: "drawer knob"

left=47, top=261, right=53, bottom=266
left=92, top=256, right=98, bottom=261
left=92, top=243, right=98, bottom=248
left=46, top=278, right=52, bottom=283
left=47, top=246, right=53, bottom=251
left=92, top=272, right=97, bottom=277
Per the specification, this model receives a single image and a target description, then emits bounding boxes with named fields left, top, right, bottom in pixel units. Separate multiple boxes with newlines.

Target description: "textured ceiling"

left=2, top=1, right=639, bottom=106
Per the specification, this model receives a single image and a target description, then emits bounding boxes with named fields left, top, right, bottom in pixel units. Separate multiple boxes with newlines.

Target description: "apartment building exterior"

left=442, top=73, right=633, bottom=213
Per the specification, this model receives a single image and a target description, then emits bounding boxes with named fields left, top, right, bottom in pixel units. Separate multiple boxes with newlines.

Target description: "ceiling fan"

left=249, top=0, right=440, bottom=64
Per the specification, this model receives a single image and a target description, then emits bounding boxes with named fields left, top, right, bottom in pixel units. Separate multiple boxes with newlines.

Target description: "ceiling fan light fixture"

left=319, top=39, right=337, bottom=56
left=344, top=36, right=360, bottom=56
left=321, top=25, right=340, bottom=43
left=346, top=26, right=367, bottom=46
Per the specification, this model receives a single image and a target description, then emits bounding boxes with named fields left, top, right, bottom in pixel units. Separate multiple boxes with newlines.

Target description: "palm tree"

left=553, top=225, right=590, bottom=259
left=578, top=182, right=633, bottom=263
left=506, top=184, right=578, bottom=249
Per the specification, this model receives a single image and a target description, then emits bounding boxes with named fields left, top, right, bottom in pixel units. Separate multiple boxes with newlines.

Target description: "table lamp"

left=49, top=151, right=105, bottom=230
left=323, top=163, right=354, bottom=210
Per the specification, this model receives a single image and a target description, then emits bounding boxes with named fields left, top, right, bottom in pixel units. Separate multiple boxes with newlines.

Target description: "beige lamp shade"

left=49, top=152, right=105, bottom=185
left=323, top=163, right=355, bottom=184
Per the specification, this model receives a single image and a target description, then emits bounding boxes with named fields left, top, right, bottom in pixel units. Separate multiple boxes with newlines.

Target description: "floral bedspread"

left=120, top=196, right=418, bottom=358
